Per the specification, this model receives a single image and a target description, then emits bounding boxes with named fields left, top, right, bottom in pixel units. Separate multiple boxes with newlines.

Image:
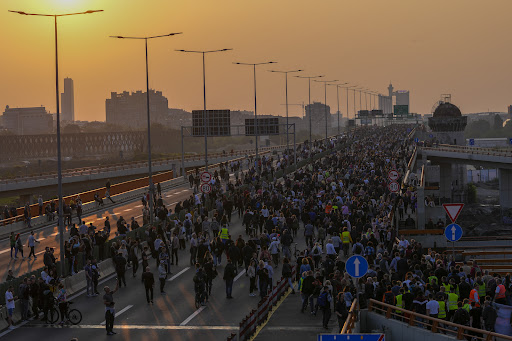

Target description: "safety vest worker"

left=395, top=292, right=404, bottom=314
left=437, top=300, right=447, bottom=319
left=477, top=281, right=486, bottom=299
left=448, top=292, right=458, bottom=311
left=469, top=286, right=480, bottom=307
left=495, top=281, right=506, bottom=303
left=341, top=231, right=352, bottom=244
left=219, top=227, right=229, bottom=242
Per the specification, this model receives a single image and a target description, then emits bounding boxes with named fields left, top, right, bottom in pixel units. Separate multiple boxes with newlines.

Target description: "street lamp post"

left=111, top=32, right=182, bottom=226
left=269, top=69, right=302, bottom=155
left=176, top=49, right=232, bottom=172
left=234, top=61, right=276, bottom=172
left=9, top=9, right=103, bottom=277
left=327, top=83, right=348, bottom=136
left=294, top=75, right=324, bottom=147
left=314, top=79, right=338, bottom=147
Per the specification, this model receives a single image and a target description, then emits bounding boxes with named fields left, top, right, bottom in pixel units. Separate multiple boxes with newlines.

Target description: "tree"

left=62, top=124, right=81, bottom=134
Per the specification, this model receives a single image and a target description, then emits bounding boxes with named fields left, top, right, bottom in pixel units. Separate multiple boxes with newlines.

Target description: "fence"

left=230, top=266, right=296, bottom=341
left=340, top=299, right=359, bottom=334
left=368, top=298, right=512, bottom=341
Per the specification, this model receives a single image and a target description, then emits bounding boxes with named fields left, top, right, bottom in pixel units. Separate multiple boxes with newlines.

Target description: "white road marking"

left=234, top=269, right=246, bottom=281
left=167, top=267, right=190, bottom=281
left=20, top=324, right=237, bottom=330
left=179, top=306, right=206, bottom=326
left=134, top=205, right=143, bottom=208
left=123, top=209, right=133, bottom=212
left=100, top=305, right=133, bottom=325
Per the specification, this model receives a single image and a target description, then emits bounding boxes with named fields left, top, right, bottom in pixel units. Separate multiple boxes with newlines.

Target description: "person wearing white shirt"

left=426, top=294, right=440, bottom=320
left=5, top=286, right=17, bottom=329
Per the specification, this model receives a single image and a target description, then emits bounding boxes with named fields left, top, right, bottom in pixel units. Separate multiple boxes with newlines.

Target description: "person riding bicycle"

left=193, top=266, right=208, bottom=306
left=56, top=283, right=69, bottom=324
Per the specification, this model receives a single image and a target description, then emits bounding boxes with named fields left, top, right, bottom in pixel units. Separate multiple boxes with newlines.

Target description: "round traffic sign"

left=200, top=183, right=212, bottom=194
left=445, top=223, right=463, bottom=242
left=388, top=169, right=399, bottom=181
left=388, top=181, right=399, bottom=193
left=200, top=171, right=212, bottom=183
left=345, top=255, right=368, bottom=278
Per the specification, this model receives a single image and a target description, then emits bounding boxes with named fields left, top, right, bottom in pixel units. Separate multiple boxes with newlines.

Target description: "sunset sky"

left=1, top=0, right=511, bottom=122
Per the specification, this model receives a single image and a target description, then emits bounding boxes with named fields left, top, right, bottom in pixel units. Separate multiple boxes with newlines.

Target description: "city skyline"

left=1, top=0, right=511, bottom=122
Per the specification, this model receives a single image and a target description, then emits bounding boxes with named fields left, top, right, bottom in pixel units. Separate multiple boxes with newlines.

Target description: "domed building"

left=428, top=101, right=467, bottom=145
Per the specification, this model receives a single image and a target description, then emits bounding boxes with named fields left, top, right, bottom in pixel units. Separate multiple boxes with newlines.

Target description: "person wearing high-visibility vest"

left=219, top=226, right=229, bottom=244
left=495, top=279, right=507, bottom=305
left=476, top=277, right=486, bottom=301
left=395, top=288, right=404, bottom=319
left=427, top=271, right=438, bottom=286
left=469, top=283, right=481, bottom=307
left=447, top=288, right=459, bottom=322
left=437, top=293, right=447, bottom=321
left=462, top=298, right=471, bottom=312
left=341, top=227, right=352, bottom=258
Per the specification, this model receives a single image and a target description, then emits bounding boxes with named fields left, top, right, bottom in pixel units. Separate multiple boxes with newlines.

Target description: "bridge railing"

left=340, top=299, right=359, bottom=334
left=424, top=144, right=512, bottom=157
left=368, top=298, right=512, bottom=341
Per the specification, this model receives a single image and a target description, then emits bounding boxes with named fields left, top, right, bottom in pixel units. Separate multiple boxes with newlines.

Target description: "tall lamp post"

left=294, top=75, right=324, bottom=146
left=176, top=48, right=232, bottom=171
left=314, top=79, right=338, bottom=147
left=327, top=82, right=348, bottom=136
left=269, top=69, right=303, bottom=154
left=9, top=9, right=103, bottom=277
left=234, top=61, right=276, bottom=172
left=111, top=32, right=182, bottom=225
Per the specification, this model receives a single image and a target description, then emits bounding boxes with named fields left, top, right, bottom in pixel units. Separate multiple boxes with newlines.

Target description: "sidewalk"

left=253, top=288, right=339, bottom=341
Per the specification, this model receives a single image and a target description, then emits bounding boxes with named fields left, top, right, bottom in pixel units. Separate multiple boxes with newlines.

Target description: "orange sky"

left=1, top=0, right=511, bottom=122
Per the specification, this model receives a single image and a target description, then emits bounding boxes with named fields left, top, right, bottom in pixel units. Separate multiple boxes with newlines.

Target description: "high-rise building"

left=305, top=102, right=331, bottom=136
left=61, top=77, right=75, bottom=122
left=106, top=90, right=169, bottom=128
left=508, top=105, right=512, bottom=115
left=1, top=105, right=53, bottom=135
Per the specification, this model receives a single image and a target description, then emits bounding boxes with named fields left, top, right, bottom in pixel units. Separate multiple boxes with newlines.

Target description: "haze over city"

left=2, top=0, right=512, bottom=121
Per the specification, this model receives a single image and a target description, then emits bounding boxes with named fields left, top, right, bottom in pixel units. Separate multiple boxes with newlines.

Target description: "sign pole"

left=181, top=126, right=186, bottom=180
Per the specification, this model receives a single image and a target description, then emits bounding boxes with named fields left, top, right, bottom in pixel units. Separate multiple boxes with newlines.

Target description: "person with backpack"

left=311, top=242, right=322, bottom=268
left=382, top=285, right=396, bottom=306
left=282, top=257, right=295, bottom=294
left=453, top=301, right=470, bottom=327
left=317, top=286, right=333, bottom=330
left=352, top=238, right=364, bottom=256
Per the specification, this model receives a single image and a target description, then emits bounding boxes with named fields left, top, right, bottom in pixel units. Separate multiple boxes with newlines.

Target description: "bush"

left=467, top=183, right=477, bottom=203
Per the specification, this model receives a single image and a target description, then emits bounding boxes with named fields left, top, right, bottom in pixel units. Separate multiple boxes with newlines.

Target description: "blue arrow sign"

left=345, top=255, right=368, bottom=278
left=414, top=138, right=419, bottom=143
left=445, top=223, right=463, bottom=242
left=318, top=334, right=385, bottom=341
left=469, top=138, right=475, bottom=146
left=509, top=138, right=512, bottom=145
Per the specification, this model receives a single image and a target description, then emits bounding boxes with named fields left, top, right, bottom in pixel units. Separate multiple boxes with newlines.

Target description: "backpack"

left=354, top=244, right=363, bottom=254
left=317, top=292, right=329, bottom=307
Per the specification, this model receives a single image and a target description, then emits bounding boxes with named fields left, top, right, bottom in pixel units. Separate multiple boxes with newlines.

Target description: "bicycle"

left=48, top=300, right=82, bottom=325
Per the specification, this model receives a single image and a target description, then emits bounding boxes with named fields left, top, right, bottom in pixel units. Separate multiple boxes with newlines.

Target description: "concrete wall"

left=360, top=310, right=453, bottom=341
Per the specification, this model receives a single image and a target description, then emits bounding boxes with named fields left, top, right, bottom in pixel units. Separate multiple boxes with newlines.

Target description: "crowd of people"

left=5, top=124, right=509, bottom=337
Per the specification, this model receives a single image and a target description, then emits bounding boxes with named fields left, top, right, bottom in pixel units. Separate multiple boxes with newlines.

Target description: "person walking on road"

left=27, top=231, right=40, bottom=260
left=9, top=232, right=16, bottom=259
left=158, top=261, right=167, bottom=294
left=141, top=267, right=155, bottom=304
left=224, top=259, right=236, bottom=299
left=103, top=281, right=119, bottom=336
left=15, top=233, right=24, bottom=260
left=114, top=251, right=127, bottom=288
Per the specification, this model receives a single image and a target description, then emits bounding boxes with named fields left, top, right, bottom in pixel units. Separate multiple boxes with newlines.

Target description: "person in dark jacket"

left=223, top=259, right=236, bottom=299
left=301, top=271, right=315, bottom=313
left=141, top=267, right=155, bottom=304
left=114, top=251, right=127, bottom=287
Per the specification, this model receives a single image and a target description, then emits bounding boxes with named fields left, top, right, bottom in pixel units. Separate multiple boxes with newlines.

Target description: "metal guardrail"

left=423, top=145, right=512, bottom=158
left=368, top=298, right=512, bottom=341
left=340, top=299, right=359, bottom=334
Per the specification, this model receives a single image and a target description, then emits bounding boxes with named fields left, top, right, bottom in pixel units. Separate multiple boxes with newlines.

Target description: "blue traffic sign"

left=414, top=138, right=419, bottom=143
left=469, top=138, right=475, bottom=146
left=318, top=334, right=385, bottom=341
left=345, top=255, right=368, bottom=278
left=509, top=138, right=512, bottom=145
left=445, top=223, right=463, bottom=242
